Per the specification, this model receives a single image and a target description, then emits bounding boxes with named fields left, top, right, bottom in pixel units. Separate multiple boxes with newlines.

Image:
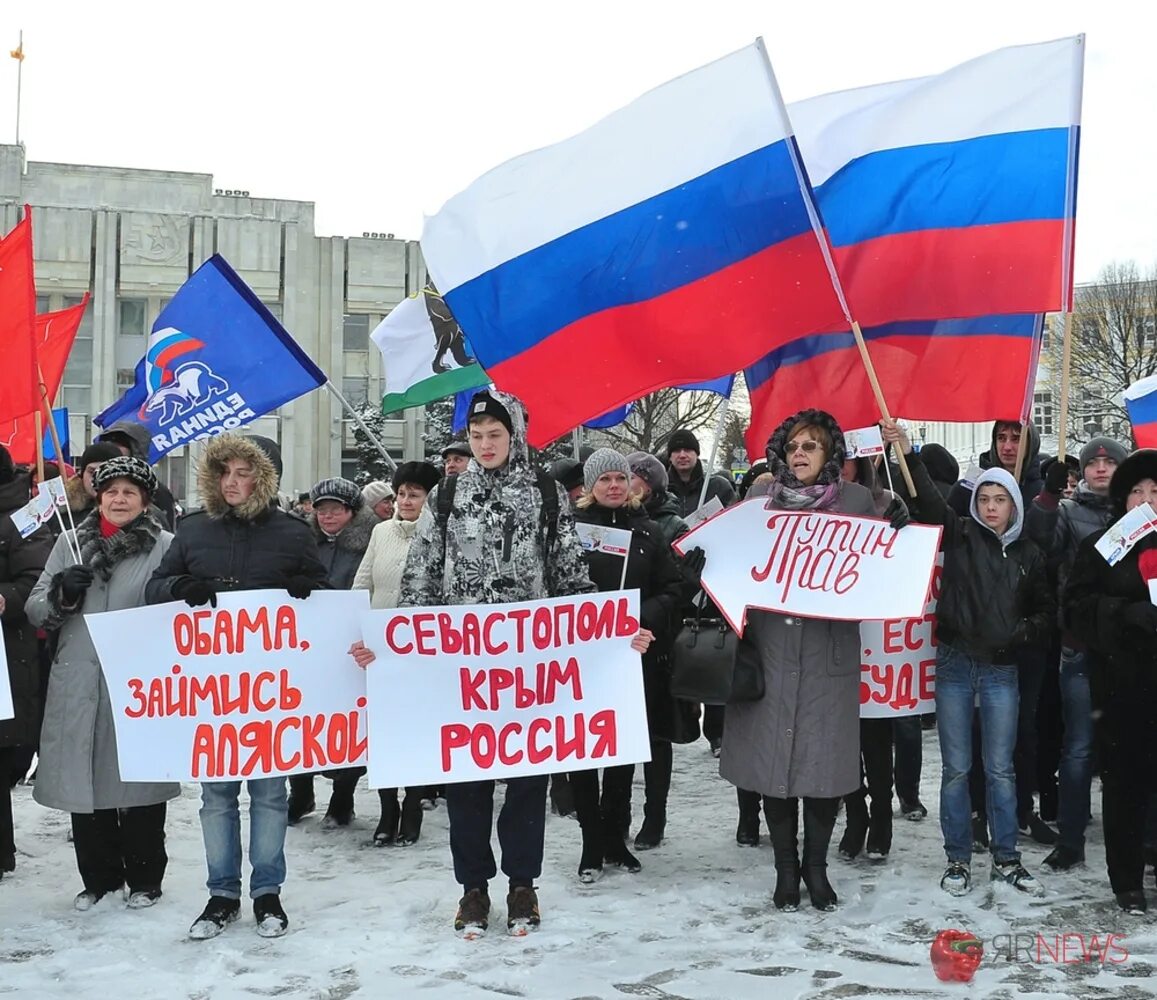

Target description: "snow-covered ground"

left=2, top=728, right=1155, bottom=999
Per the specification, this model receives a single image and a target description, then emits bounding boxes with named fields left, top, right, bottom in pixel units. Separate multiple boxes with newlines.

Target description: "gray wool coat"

left=719, top=480, right=877, bottom=801
left=25, top=526, right=181, bottom=814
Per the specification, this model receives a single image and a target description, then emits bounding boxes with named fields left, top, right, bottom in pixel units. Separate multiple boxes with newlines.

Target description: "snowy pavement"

left=2, top=726, right=1156, bottom=999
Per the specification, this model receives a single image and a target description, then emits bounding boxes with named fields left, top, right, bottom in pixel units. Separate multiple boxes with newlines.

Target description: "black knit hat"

left=392, top=461, right=442, bottom=494
left=310, top=477, right=364, bottom=510
left=1110, top=449, right=1157, bottom=518
left=550, top=458, right=584, bottom=492
left=1079, top=437, right=1128, bottom=471
left=78, top=442, right=122, bottom=474
left=667, top=429, right=700, bottom=455
left=92, top=455, right=158, bottom=499
left=243, top=434, right=284, bottom=480
left=466, top=391, right=513, bottom=436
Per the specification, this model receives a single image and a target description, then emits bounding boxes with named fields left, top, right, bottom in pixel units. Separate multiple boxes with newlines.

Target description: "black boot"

left=838, top=791, right=868, bottom=860
left=578, top=826, right=603, bottom=884
left=802, top=797, right=840, bottom=911
left=603, top=824, right=641, bottom=873
left=634, top=805, right=666, bottom=851
left=866, top=791, right=893, bottom=860
left=635, top=741, right=671, bottom=850
left=736, top=788, right=761, bottom=846
left=398, top=789, right=423, bottom=845
left=287, top=774, right=315, bottom=825
left=323, top=776, right=357, bottom=828
left=373, top=789, right=400, bottom=846
left=763, top=796, right=800, bottom=911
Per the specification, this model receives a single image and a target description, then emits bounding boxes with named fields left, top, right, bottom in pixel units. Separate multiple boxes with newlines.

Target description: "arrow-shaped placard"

left=673, top=499, right=942, bottom=635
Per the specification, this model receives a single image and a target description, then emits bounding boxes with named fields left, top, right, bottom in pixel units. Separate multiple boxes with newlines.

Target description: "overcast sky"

left=4, top=1, right=1152, bottom=283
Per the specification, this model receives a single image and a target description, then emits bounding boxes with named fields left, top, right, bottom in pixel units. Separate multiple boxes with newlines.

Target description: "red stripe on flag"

left=836, top=219, right=1066, bottom=326
left=487, top=232, right=848, bottom=447
left=0, top=211, right=39, bottom=421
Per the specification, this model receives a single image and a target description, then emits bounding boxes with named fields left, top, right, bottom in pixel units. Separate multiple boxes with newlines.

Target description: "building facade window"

left=1033, top=390, right=1054, bottom=438
left=61, top=294, right=96, bottom=427
left=343, top=313, right=370, bottom=351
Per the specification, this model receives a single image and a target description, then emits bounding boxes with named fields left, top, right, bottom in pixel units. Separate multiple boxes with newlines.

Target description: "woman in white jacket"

left=353, top=460, right=441, bottom=843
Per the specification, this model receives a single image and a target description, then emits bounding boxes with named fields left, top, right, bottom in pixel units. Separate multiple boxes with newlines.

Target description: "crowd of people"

left=1, top=388, right=1156, bottom=944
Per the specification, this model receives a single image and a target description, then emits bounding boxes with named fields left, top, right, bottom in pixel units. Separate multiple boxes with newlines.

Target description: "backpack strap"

left=534, top=467, right=559, bottom=556
left=437, top=473, right=459, bottom=545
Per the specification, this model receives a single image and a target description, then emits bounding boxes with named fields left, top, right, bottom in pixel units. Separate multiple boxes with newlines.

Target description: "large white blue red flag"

left=421, top=42, right=848, bottom=447
left=1125, top=376, right=1157, bottom=449
left=790, top=35, right=1084, bottom=324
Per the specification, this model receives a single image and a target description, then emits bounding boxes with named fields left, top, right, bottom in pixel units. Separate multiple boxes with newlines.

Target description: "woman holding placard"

left=25, top=456, right=179, bottom=910
left=352, top=460, right=441, bottom=846
left=719, top=410, right=903, bottom=913
left=1064, top=449, right=1157, bottom=914
left=570, top=449, right=686, bottom=881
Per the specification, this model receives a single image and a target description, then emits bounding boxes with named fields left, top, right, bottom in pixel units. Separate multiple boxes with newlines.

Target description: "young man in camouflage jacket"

left=399, top=389, right=596, bottom=938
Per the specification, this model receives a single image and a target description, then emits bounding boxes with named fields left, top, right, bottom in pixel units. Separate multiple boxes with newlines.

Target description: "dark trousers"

left=1013, top=649, right=1048, bottom=823
left=703, top=704, right=724, bottom=743
left=445, top=776, right=548, bottom=892
left=0, top=747, right=17, bottom=870
left=1036, top=653, right=1063, bottom=818
left=71, top=803, right=168, bottom=894
left=1098, top=691, right=1157, bottom=894
left=893, top=714, right=923, bottom=805
left=846, top=718, right=894, bottom=850
left=643, top=741, right=672, bottom=818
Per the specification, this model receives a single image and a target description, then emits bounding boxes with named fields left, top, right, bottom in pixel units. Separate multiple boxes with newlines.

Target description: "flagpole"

left=753, top=37, right=916, bottom=498
left=38, top=365, right=80, bottom=554
left=13, top=30, right=21, bottom=147
left=571, top=428, right=581, bottom=460
left=33, top=410, right=44, bottom=483
left=698, top=394, right=730, bottom=509
left=324, top=380, right=398, bottom=471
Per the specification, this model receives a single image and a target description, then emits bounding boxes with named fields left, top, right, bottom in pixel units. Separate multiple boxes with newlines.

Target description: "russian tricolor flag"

left=791, top=36, right=1083, bottom=325
left=744, top=314, right=1043, bottom=457
left=421, top=43, right=848, bottom=447
left=1125, top=376, right=1157, bottom=449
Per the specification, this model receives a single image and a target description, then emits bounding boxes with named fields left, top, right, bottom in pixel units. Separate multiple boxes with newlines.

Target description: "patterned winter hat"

left=627, top=452, right=668, bottom=494
left=583, top=448, right=632, bottom=491
left=310, top=477, right=364, bottom=510
left=92, top=455, right=158, bottom=498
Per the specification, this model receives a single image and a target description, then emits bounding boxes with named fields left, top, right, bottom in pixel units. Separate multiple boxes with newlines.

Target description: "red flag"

left=0, top=209, right=38, bottom=421
left=0, top=299, right=88, bottom=463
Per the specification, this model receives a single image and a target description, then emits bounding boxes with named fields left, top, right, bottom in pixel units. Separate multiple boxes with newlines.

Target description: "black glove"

left=1120, top=602, right=1157, bottom=634
left=285, top=575, right=317, bottom=600
left=172, top=576, right=219, bottom=608
left=680, top=547, right=706, bottom=589
left=59, top=565, right=94, bottom=605
left=885, top=496, right=910, bottom=531
left=1044, top=461, right=1070, bottom=497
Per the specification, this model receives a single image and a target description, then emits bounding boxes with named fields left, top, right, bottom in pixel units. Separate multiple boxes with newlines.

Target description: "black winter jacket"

left=642, top=490, right=690, bottom=551
left=909, top=451, right=1054, bottom=664
left=666, top=460, right=736, bottom=518
left=307, top=506, right=378, bottom=590
left=0, top=473, right=53, bottom=747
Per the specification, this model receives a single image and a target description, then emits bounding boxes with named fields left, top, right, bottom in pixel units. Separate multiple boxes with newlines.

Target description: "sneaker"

left=189, top=896, right=241, bottom=939
left=74, top=889, right=111, bottom=911
left=1042, top=845, right=1085, bottom=872
left=991, top=860, right=1045, bottom=896
left=1021, top=813, right=1058, bottom=846
left=254, top=894, right=289, bottom=937
left=454, top=888, right=490, bottom=939
left=898, top=798, right=927, bottom=821
left=940, top=862, right=972, bottom=896
left=865, top=842, right=890, bottom=862
left=506, top=885, right=540, bottom=936
left=126, top=888, right=162, bottom=909
left=709, top=738, right=723, bottom=758
left=1116, top=890, right=1147, bottom=915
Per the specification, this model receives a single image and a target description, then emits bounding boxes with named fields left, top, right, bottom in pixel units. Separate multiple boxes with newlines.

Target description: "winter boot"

left=865, top=792, right=893, bottom=861
left=578, top=827, right=604, bottom=884
left=763, top=796, right=800, bottom=912
left=506, top=884, right=540, bottom=936
left=801, top=797, right=840, bottom=911
left=287, top=775, right=316, bottom=825
left=736, top=788, right=762, bottom=846
left=454, top=887, right=491, bottom=938
left=254, top=893, right=289, bottom=937
left=188, top=896, right=241, bottom=939
left=633, top=805, right=666, bottom=851
left=373, top=790, right=401, bottom=846
left=322, top=777, right=356, bottom=829
left=602, top=820, right=641, bottom=873
left=398, top=790, right=423, bottom=846
left=838, top=791, right=868, bottom=860
left=1021, top=813, right=1058, bottom=846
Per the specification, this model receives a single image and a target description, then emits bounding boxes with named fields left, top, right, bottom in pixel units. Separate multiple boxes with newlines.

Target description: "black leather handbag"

left=669, top=600, right=764, bottom=705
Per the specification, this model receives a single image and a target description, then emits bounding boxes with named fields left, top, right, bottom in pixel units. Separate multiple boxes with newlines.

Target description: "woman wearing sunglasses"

left=717, top=409, right=907, bottom=913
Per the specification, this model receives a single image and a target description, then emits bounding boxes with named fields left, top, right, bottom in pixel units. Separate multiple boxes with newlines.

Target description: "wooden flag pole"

left=850, top=321, right=917, bottom=497
left=33, top=410, right=44, bottom=483
left=38, top=365, right=80, bottom=546
left=1056, top=312, right=1073, bottom=462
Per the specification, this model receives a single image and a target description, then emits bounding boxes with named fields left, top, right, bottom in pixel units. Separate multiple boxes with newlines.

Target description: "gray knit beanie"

left=361, top=480, right=395, bottom=507
left=583, top=448, right=632, bottom=491
left=627, top=451, right=668, bottom=494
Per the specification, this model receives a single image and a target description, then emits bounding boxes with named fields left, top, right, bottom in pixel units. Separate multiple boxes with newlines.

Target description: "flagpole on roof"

left=10, top=31, right=22, bottom=147
left=324, top=380, right=398, bottom=471
left=753, top=36, right=917, bottom=497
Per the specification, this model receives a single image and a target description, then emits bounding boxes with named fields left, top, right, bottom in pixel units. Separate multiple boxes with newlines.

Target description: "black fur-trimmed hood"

left=765, top=408, right=846, bottom=490
left=196, top=434, right=281, bottom=521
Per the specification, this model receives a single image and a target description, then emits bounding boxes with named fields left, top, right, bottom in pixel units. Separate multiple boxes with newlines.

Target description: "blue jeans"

left=935, top=644, right=1020, bottom=864
left=200, top=778, right=288, bottom=899
left=1057, top=647, right=1094, bottom=852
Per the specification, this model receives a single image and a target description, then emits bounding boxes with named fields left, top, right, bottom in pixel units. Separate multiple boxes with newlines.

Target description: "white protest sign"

left=0, top=630, right=13, bottom=721
left=673, top=500, right=942, bottom=635
left=361, top=591, right=651, bottom=788
left=575, top=522, right=631, bottom=557
left=844, top=425, right=885, bottom=459
left=85, top=589, right=370, bottom=782
left=860, top=554, right=942, bottom=718
left=1097, top=502, right=1157, bottom=567
left=684, top=495, right=724, bottom=530
left=1148, top=580, right=1157, bottom=608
